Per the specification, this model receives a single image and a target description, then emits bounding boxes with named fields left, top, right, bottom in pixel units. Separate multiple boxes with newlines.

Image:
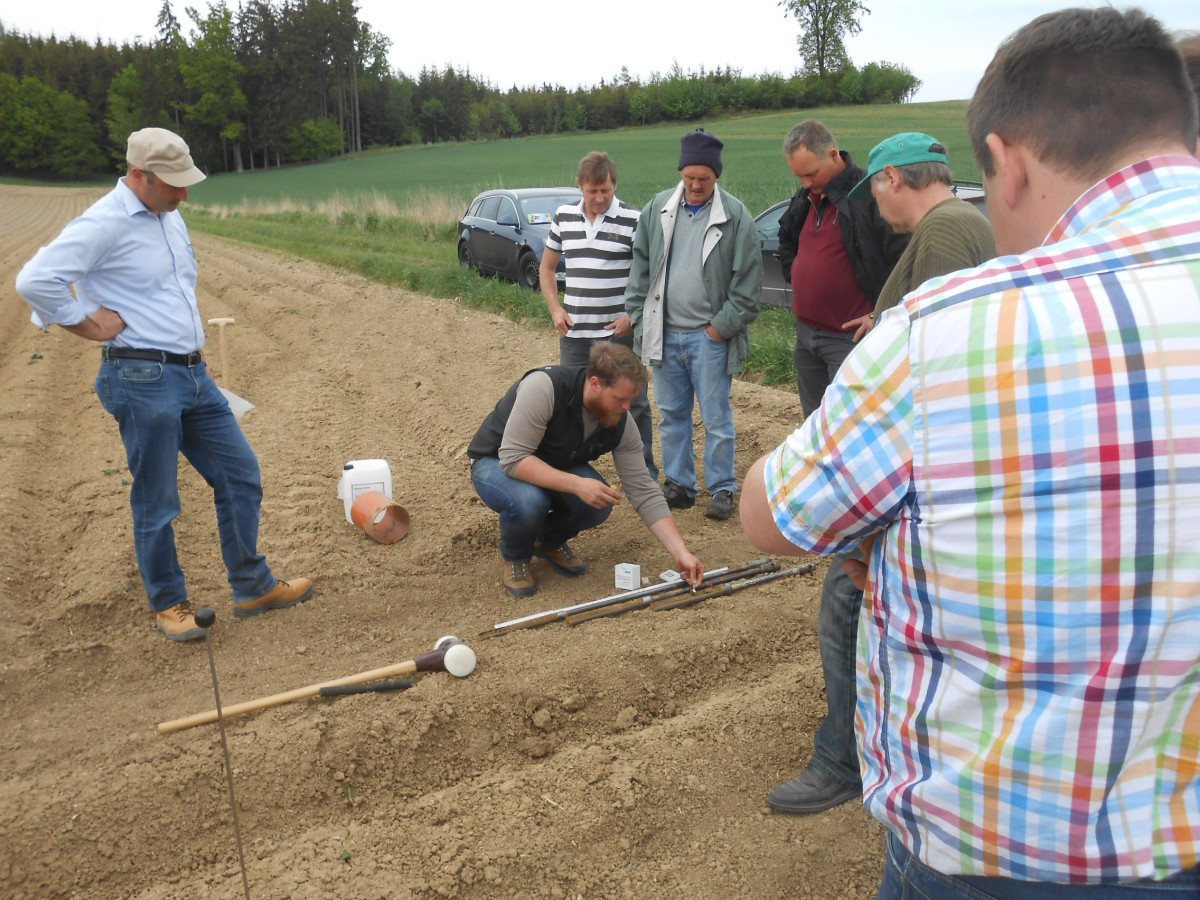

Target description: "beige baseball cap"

left=126, top=128, right=207, bottom=187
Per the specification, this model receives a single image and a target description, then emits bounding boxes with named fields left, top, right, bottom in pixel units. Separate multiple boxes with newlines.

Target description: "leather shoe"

left=534, top=541, right=586, bottom=577
left=704, top=490, right=734, bottom=520
left=233, top=577, right=314, bottom=619
left=767, top=765, right=860, bottom=815
left=662, top=481, right=695, bottom=509
left=156, top=602, right=205, bottom=642
left=503, top=558, right=536, bottom=598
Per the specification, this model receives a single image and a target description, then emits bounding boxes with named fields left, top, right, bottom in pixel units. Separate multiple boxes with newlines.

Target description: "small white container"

left=615, top=563, right=641, bottom=590
left=337, top=459, right=393, bottom=523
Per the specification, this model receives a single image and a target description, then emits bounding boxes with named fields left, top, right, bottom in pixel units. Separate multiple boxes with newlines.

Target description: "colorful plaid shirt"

left=765, top=155, right=1200, bottom=883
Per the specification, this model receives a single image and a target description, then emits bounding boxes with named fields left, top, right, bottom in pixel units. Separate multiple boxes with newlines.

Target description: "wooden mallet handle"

left=158, top=646, right=452, bottom=734
left=206, top=317, right=235, bottom=388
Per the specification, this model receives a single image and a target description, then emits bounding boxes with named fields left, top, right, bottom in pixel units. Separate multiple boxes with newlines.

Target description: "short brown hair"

left=969, top=7, right=1198, bottom=181
left=783, top=120, right=837, bottom=158
left=588, top=341, right=647, bottom=389
left=578, top=152, right=617, bottom=187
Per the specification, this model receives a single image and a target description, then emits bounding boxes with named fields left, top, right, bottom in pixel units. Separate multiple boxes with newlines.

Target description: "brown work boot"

left=504, top=558, right=536, bottom=598
left=233, top=577, right=314, bottom=619
left=156, top=602, right=205, bottom=642
left=534, top=541, right=587, bottom=577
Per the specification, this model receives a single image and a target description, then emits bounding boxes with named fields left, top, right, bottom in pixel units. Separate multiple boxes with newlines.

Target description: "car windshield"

left=519, top=194, right=579, bottom=225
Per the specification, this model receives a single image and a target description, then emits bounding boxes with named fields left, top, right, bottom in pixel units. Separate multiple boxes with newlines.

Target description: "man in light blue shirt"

left=16, top=127, right=314, bottom=642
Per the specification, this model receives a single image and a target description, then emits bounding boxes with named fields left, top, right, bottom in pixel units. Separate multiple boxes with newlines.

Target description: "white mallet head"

left=435, top=635, right=477, bottom=678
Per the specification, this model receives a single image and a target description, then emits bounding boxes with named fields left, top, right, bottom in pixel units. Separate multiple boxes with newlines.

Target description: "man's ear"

left=985, top=133, right=1026, bottom=210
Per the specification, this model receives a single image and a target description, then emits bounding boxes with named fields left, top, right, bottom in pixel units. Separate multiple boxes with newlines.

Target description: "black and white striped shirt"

left=545, top=198, right=639, bottom=340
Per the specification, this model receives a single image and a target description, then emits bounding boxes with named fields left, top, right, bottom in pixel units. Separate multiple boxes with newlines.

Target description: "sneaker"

left=704, top=490, right=735, bottom=521
left=662, top=481, right=695, bottom=510
left=156, top=602, right=205, bottom=642
left=534, top=541, right=587, bottom=577
left=233, top=577, right=314, bottom=619
left=766, top=765, right=861, bottom=815
left=504, top=558, right=536, bottom=598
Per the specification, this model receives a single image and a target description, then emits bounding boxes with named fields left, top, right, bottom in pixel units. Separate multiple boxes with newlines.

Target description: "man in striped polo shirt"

left=540, top=152, right=655, bottom=479
left=744, top=7, right=1200, bottom=897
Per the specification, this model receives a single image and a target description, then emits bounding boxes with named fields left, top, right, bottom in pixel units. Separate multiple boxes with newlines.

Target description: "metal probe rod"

left=196, top=608, right=252, bottom=900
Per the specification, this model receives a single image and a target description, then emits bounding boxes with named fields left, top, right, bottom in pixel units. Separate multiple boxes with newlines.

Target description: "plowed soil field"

left=0, top=185, right=885, bottom=900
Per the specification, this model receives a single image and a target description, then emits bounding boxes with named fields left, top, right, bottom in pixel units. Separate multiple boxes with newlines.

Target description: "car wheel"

left=458, top=241, right=474, bottom=270
left=518, top=251, right=540, bottom=291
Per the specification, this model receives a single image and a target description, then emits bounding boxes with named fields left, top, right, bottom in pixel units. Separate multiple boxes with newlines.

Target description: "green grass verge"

left=181, top=101, right=980, bottom=388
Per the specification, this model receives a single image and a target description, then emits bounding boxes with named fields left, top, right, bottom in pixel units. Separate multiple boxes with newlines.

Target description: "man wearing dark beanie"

left=625, top=129, right=762, bottom=521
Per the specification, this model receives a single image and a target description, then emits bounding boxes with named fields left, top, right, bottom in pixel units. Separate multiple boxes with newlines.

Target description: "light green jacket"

left=625, top=182, right=762, bottom=374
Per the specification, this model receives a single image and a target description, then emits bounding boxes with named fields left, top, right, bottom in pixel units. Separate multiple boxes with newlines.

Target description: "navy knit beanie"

left=678, top=129, right=723, bottom=177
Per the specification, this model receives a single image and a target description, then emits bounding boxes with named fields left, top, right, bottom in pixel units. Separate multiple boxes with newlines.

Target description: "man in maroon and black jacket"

left=768, top=119, right=906, bottom=818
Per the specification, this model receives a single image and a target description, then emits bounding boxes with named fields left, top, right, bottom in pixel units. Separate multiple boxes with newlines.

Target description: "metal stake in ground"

left=195, top=607, right=252, bottom=900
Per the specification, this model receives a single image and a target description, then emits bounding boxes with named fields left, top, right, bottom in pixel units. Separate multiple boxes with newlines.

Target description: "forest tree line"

left=0, top=0, right=921, bottom=180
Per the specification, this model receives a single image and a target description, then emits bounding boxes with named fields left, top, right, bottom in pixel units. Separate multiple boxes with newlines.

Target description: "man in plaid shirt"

left=743, top=7, right=1200, bottom=897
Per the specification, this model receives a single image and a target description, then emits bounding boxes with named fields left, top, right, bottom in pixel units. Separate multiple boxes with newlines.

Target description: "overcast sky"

left=2, top=0, right=1194, bottom=103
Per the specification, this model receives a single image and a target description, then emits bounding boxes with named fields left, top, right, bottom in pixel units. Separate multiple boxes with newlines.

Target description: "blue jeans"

left=651, top=329, right=736, bottom=497
left=96, top=358, right=275, bottom=612
left=559, top=335, right=657, bottom=480
left=812, top=549, right=864, bottom=785
left=794, top=318, right=858, bottom=421
left=470, top=456, right=613, bottom=562
left=878, top=832, right=1200, bottom=899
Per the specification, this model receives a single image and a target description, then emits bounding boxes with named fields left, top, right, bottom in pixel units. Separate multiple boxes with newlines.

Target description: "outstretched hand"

left=674, top=550, right=704, bottom=587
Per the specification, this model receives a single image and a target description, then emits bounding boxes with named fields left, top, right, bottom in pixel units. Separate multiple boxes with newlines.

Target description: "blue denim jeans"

left=95, top=358, right=276, bottom=612
left=878, top=832, right=1200, bottom=899
left=470, top=456, right=613, bottom=562
left=651, top=329, right=736, bottom=497
left=794, top=318, right=858, bottom=421
left=811, top=549, right=864, bottom=785
left=559, top=334, right=657, bottom=480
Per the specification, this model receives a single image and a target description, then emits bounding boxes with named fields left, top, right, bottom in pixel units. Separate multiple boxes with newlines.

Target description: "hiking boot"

left=704, top=490, right=735, bottom=521
left=156, top=602, right=205, bottom=642
left=662, top=481, right=695, bottom=510
left=504, top=558, right=536, bottom=598
left=767, top=765, right=861, bottom=815
left=534, top=541, right=587, bottom=577
left=233, top=577, right=314, bottom=619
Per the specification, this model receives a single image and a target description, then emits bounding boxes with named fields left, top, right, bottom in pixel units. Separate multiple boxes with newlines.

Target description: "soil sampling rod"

left=483, top=559, right=775, bottom=638
left=565, top=560, right=783, bottom=626
left=650, top=563, right=817, bottom=612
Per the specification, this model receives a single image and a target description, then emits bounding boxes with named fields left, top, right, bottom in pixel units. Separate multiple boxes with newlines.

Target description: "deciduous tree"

left=780, top=0, right=870, bottom=80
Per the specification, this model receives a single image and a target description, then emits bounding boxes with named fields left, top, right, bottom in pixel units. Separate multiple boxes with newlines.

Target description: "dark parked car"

left=754, top=199, right=792, bottom=309
left=458, top=187, right=582, bottom=290
left=754, top=182, right=989, bottom=309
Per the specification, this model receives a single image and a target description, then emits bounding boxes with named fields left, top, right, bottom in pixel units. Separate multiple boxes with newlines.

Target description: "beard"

left=593, top=408, right=625, bottom=429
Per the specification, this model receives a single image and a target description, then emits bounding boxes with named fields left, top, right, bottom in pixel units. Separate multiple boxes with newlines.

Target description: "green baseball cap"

left=848, top=132, right=947, bottom=200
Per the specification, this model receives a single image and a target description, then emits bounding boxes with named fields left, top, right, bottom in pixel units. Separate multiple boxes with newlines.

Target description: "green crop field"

left=193, top=100, right=976, bottom=217
left=176, top=100, right=981, bottom=387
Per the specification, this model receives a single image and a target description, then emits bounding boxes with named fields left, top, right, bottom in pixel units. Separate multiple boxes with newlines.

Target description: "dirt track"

left=0, top=184, right=886, bottom=900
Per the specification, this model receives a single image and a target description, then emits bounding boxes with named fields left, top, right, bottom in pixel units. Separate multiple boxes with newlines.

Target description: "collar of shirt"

left=577, top=195, right=620, bottom=223
left=1047, top=154, right=1200, bottom=244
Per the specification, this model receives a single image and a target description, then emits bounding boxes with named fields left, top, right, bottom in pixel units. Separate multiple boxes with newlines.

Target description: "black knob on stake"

left=195, top=607, right=216, bottom=629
